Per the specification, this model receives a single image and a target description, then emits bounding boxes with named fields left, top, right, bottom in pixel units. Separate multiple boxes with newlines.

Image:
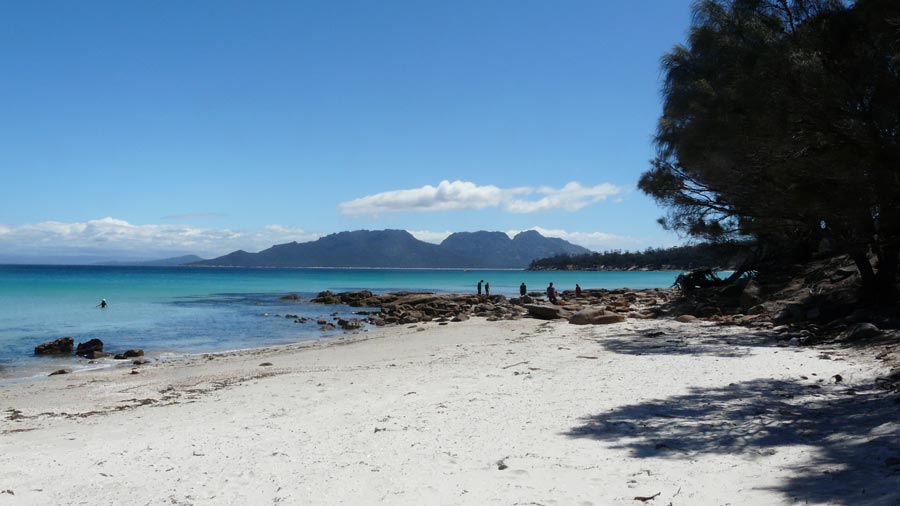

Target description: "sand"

left=1, top=317, right=898, bottom=505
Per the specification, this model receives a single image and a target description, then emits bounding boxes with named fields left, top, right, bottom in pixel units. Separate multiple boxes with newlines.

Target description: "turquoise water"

left=0, top=265, right=680, bottom=379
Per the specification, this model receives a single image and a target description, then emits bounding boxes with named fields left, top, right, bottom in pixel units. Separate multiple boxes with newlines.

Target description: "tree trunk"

left=850, top=250, right=877, bottom=297
left=873, top=242, right=899, bottom=301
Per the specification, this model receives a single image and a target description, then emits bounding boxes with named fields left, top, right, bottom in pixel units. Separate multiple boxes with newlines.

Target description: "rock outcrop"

left=34, top=337, right=74, bottom=355
left=75, top=339, right=104, bottom=357
left=306, top=287, right=675, bottom=329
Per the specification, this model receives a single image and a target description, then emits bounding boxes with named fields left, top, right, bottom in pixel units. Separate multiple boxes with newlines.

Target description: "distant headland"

left=190, top=229, right=591, bottom=269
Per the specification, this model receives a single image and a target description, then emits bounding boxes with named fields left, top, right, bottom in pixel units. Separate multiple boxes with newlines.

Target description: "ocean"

left=0, top=265, right=680, bottom=380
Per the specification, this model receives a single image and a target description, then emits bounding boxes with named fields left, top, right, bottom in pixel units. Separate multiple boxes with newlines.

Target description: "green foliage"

left=528, top=243, right=740, bottom=271
left=640, top=0, right=900, bottom=298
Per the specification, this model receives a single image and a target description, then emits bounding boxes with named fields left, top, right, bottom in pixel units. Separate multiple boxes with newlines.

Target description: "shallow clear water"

left=0, top=265, right=680, bottom=379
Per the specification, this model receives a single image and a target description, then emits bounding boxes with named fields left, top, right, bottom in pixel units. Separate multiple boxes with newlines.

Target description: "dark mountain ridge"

left=193, top=229, right=590, bottom=268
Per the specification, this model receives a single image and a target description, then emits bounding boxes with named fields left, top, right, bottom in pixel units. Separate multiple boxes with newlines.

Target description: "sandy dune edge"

left=1, top=318, right=897, bottom=505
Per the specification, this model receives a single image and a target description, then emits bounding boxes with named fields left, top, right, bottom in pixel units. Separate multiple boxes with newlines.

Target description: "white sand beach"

left=1, top=317, right=898, bottom=505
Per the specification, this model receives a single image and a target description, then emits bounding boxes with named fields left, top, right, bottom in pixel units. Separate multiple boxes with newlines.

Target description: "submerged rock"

left=337, top=318, right=364, bottom=330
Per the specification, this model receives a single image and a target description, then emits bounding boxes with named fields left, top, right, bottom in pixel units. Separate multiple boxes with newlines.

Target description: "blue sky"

left=0, top=0, right=694, bottom=261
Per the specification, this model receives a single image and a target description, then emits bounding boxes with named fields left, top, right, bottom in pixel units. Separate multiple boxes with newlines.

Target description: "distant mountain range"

left=191, top=229, right=590, bottom=268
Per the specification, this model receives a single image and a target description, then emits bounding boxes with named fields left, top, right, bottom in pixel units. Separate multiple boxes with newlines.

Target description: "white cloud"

left=339, top=180, right=622, bottom=217
left=0, top=217, right=321, bottom=259
left=505, top=182, right=621, bottom=213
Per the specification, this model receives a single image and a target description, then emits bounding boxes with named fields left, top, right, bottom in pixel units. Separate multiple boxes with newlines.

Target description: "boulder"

left=75, top=339, right=104, bottom=357
left=845, top=322, right=881, bottom=340
left=675, top=315, right=698, bottom=323
left=34, top=337, right=74, bottom=355
left=321, top=323, right=336, bottom=330
left=83, top=350, right=108, bottom=359
left=570, top=308, right=626, bottom=325
left=451, top=314, right=469, bottom=322
left=570, top=308, right=610, bottom=324
left=524, top=304, right=573, bottom=320
left=739, top=280, right=764, bottom=311
left=279, top=294, right=301, bottom=301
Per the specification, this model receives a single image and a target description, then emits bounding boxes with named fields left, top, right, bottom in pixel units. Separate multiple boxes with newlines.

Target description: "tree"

left=639, top=0, right=900, bottom=299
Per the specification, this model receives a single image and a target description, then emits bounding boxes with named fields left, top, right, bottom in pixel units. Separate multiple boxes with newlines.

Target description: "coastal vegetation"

left=527, top=243, right=741, bottom=271
left=638, top=0, right=900, bottom=300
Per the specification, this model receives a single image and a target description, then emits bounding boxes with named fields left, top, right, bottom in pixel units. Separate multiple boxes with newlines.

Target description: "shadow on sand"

left=595, top=326, right=779, bottom=358
left=565, top=330, right=900, bottom=505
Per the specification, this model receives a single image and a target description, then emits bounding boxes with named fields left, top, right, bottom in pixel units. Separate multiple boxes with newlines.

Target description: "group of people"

left=477, top=279, right=491, bottom=297
left=478, top=281, right=582, bottom=304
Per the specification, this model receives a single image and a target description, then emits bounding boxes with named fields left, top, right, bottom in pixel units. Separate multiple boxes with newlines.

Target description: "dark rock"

left=83, top=350, right=109, bottom=359
left=524, top=304, right=573, bottom=320
left=34, top=337, right=74, bottom=355
left=337, top=318, right=364, bottom=330
left=259, top=362, right=273, bottom=367
left=279, top=294, right=301, bottom=301
left=845, top=322, right=881, bottom=340
left=75, top=339, right=104, bottom=357
left=132, top=359, right=150, bottom=365
left=123, top=349, right=144, bottom=358
left=675, top=315, right=698, bottom=323
left=321, top=323, right=336, bottom=330
left=316, top=319, right=328, bottom=325
left=747, top=304, right=768, bottom=315
left=452, top=314, right=470, bottom=322
left=48, top=369, right=71, bottom=376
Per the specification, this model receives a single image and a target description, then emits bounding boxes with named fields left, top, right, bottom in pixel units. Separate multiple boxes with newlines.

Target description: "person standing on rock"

left=575, top=284, right=582, bottom=298
left=485, top=282, right=490, bottom=297
left=520, top=282, right=527, bottom=296
left=546, top=283, right=557, bottom=304
left=477, top=280, right=483, bottom=297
